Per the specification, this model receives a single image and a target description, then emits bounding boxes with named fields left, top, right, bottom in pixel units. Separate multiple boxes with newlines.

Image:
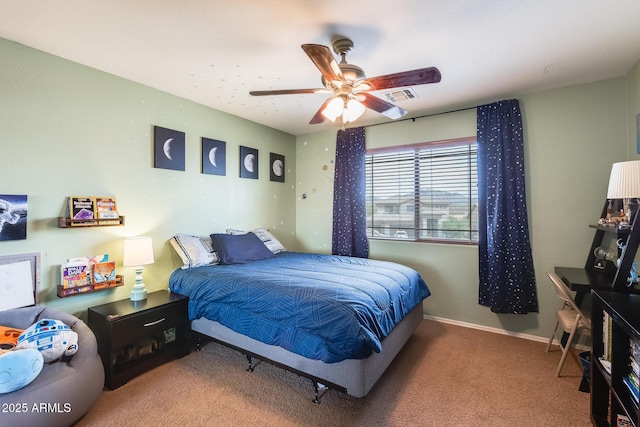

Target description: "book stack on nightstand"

left=88, top=290, right=190, bottom=389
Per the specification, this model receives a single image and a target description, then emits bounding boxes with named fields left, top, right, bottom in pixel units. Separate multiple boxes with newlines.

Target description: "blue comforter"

left=169, top=252, right=430, bottom=363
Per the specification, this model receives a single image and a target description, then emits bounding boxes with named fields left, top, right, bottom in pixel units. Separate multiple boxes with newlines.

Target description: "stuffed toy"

left=0, top=326, right=23, bottom=350
left=16, top=319, right=78, bottom=363
left=0, top=348, right=43, bottom=394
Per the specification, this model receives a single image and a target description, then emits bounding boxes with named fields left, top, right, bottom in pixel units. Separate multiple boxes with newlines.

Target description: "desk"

left=554, top=266, right=614, bottom=307
left=555, top=266, right=640, bottom=307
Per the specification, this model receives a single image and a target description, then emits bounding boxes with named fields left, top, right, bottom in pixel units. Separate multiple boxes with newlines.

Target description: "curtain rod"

left=363, top=105, right=477, bottom=129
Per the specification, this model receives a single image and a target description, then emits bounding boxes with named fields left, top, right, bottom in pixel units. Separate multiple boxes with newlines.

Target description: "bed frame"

left=190, top=304, right=424, bottom=402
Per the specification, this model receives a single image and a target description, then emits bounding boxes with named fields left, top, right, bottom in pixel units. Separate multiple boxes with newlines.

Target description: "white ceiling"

left=2, top=0, right=640, bottom=136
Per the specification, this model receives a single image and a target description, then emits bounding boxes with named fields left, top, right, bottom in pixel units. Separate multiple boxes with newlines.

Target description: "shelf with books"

left=57, top=275, right=124, bottom=298
left=59, top=196, right=123, bottom=228
left=57, top=255, right=122, bottom=298
left=592, top=290, right=640, bottom=426
left=58, top=216, right=125, bottom=228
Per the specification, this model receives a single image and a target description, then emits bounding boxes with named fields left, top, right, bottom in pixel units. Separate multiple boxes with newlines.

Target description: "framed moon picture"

left=202, top=138, right=226, bottom=176
left=270, top=153, right=285, bottom=182
left=154, top=126, right=185, bottom=171
left=239, top=146, right=258, bottom=179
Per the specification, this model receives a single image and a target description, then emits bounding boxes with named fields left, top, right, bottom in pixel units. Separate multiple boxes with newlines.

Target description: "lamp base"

left=129, top=265, right=148, bottom=301
left=130, top=285, right=147, bottom=301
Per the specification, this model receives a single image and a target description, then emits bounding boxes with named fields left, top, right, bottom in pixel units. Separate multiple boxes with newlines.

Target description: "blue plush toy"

left=16, top=319, right=78, bottom=363
left=0, top=348, right=44, bottom=394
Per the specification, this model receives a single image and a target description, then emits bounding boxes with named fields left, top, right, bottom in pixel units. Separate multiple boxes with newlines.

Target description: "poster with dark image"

left=0, top=194, right=27, bottom=241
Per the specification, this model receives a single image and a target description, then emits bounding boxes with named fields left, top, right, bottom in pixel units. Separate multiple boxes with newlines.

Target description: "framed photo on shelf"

left=202, top=138, right=226, bottom=176
left=239, top=146, right=258, bottom=179
left=154, top=126, right=185, bottom=171
left=270, top=153, right=285, bottom=182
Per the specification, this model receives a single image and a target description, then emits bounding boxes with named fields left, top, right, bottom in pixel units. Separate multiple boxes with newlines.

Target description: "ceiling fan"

left=249, top=38, right=441, bottom=125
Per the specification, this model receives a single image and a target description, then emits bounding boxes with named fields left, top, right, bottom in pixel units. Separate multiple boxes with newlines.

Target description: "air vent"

left=383, top=88, right=418, bottom=103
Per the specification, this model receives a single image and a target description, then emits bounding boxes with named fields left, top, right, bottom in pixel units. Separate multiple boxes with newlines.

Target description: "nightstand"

left=88, top=290, right=190, bottom=389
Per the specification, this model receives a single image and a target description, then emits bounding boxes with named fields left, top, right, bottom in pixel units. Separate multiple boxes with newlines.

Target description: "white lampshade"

left=123, top=236, right=154, bottom=301
left=607, top=160, right=640, bottom=199
left=123, top=236, right=155, bottom=267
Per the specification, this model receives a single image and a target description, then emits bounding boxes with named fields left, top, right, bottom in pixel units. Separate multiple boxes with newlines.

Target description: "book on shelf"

left=61, top=254, right=117, bottom=289
left=599, top=356, right=612, bottom=375
left=93, top=261, right=116, bottom=283
left=617, top=414, right=632, bottom=427
left=61, top=263, right=91, bottom=289
left=631, top=339, right=640, bottom=361
left=603, top=311, right=615, bottom=361
left=95, top=196, right=119, bottom=219
left=68, top=197, right=96, bottom=223
left=623, top=375, right=639, bottom=402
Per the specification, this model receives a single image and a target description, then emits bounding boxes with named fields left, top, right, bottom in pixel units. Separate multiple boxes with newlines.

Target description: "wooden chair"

left=545, top=272, right=592, bottom=377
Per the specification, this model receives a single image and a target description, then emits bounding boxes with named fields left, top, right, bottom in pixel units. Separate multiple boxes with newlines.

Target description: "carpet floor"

left=76, top=319, right=591, bottom=426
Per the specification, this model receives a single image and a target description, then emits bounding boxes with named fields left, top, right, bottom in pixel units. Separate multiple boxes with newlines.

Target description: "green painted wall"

left=296, top=78, right=629, bottom=340
left=0, top=38, right=297, bottom=317
left=2, top=35, right=638, bottom=342
left=628, top=60, right=640, bottom=159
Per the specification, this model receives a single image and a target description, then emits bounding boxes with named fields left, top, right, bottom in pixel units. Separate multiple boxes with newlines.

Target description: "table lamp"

left=607, top=160, right=640, bottom=225
left=123, top=236, right=154, bottom=301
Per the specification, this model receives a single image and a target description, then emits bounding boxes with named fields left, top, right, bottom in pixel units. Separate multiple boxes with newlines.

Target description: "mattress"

left=169, top=251, right=430, bottom=363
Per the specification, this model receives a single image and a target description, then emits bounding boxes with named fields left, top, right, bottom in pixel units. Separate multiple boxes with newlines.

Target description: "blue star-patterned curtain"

left=477, top=100, right=538, bottom=314
left=332, top=127, right=369, bottom=258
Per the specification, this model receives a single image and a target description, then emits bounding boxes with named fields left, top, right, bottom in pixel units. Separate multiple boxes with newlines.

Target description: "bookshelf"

left=592, top=290, right=640, bottom=426
left=58, top=216, right=125, bottom=228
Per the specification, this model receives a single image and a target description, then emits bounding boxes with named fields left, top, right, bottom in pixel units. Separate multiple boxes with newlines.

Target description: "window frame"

left=365, top=136, right=478, bottom=245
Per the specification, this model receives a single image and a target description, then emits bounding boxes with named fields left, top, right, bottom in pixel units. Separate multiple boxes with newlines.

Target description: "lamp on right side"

left=607, top=160, right=640, bottom=226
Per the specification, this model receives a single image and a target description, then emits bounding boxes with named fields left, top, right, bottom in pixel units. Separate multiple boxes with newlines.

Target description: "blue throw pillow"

left=210, top=232, right=274, bottom=265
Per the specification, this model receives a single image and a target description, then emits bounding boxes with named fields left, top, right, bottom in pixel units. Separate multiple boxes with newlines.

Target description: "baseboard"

left=423, top=314, right=590, bottom=351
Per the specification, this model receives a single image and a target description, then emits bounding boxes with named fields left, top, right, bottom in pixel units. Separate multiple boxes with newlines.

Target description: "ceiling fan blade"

left=360, top=92, right=407, bottom=120
left=249, top=88, right=328, bottom=96
left=365, top=67, right=441, bottom=91
left=309, top=97, right=335, bottom=124
left=301, top=44, right=344, bottom=84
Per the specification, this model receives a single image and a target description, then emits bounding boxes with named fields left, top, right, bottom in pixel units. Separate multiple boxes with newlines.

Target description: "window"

left=365, top=136, right=478, bottom=243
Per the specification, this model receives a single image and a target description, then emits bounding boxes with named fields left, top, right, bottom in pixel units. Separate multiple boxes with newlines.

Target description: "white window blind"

left=365, top=137, right=478, bottom=243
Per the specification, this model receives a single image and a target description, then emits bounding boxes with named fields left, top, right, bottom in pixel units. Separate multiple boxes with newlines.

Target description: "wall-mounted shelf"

left=58, top=216, right=125, bottom=228
left=57, top=275, right=124, bottom=298
left=586, top=200, right=640, bottom=291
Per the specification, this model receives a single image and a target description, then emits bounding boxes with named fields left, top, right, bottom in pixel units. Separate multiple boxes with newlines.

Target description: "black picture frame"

left=202, top=138, right=226, bottom=176
left=239, top=146, right=258, bottom=179
left=154, top=126, right=185, bottom=171
left=270, top=153, right=285, bottom=182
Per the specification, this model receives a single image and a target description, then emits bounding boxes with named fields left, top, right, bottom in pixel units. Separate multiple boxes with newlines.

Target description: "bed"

left=168, top=232, right=430, bottom=400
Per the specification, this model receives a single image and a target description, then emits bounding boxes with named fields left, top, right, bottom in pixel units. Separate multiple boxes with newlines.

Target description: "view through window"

left=365, top=136, right=478, bottom=243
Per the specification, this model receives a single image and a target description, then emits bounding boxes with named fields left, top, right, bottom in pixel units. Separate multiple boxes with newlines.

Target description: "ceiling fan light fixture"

left=353, top=80, right=371, bottom=92
left=345, top=99, right=365, bottom=123
left=321, top=96, right=344, bottom=121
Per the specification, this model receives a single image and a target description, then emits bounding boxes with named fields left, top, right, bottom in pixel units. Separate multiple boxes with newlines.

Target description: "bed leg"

left=312, top=382, right=329, bottom=404
left=245, top=354, right=261, bottom=372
